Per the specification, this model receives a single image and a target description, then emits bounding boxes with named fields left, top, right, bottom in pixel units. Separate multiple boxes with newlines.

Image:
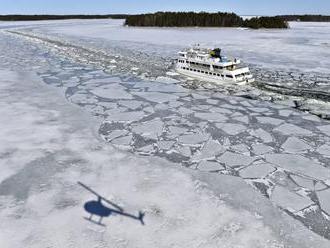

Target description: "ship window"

left=217, top=74, right=221, bottom=76
left=193, top=69, right=196, bottom=72
left=226, top=75, right=233, bottom=78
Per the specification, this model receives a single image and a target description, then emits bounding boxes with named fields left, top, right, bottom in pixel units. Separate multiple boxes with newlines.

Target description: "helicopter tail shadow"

left=138, top=211, right=145, bottom=225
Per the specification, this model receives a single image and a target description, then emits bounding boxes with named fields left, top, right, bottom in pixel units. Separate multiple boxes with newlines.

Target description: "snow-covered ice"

left=282, top=137, right=312, bottom=153
left=91, top=84, right=133, bottom=100
left=239, top=163, right=275, bottom=179
left=1, top=69, right=322, bottom=248
left=265, top=154, right=330, bottom=181
left=218, top=152, right=256, bottom=168
left=271, top=186, right=314, bottom=212
left=274, top=123, right=313, bottom=136
left=1, top=19, right=330, bottom=245
left=317, top=190, right=330, bottom=215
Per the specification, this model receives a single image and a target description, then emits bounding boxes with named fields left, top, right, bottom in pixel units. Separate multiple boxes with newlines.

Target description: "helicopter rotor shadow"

left=78, top=181, right=145, bottom=226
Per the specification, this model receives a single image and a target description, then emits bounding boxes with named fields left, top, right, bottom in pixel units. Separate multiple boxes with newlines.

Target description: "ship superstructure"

left=176, top=45, right=254, bottom=84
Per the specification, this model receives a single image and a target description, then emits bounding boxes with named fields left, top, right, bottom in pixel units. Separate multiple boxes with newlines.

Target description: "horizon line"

left=0, top=12, right=329, bottom=16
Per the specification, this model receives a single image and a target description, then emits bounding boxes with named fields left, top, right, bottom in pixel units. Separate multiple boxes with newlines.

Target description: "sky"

left=0, top=0, right=329, bottom=15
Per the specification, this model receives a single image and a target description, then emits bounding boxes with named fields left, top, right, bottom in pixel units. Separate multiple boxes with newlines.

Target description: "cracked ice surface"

left=3, top=69, right=317, bottom=248
left=1, top=20, right=330, bottom=242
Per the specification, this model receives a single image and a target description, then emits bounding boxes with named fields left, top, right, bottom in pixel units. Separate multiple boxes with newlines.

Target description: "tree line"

left=124, top=12, right=288, bottom=29
left=244, top=16, right=288, bottom=29
left=125, top=12, right=244, bottom=27
left=0, top=15, right=129, bottom=21
left=276, top=15, right=330, bottom=22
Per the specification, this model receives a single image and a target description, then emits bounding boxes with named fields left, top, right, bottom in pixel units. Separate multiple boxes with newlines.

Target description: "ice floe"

left=218, top=152, right=255, bottom=168
left=274, top=123, right=313, bottom=136
left=265, top=154, right=330, bottom=181
left=282, top=137, right=312, bottom=153
left=91, top=84, right=133, bottom=100
left=239, top=163, right=275, bottom=179
left=271, top=186, right=313, bottom=212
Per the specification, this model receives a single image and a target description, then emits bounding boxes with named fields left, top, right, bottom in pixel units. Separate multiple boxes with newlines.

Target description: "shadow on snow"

left=78, top=181, right=145, bottom=226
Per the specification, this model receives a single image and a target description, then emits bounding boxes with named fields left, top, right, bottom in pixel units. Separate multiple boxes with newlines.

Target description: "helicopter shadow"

left=78, top=181, right=145, bottom=226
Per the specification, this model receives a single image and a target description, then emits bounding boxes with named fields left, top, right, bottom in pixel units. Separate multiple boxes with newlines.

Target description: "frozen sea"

left=0, top=19, right=330, bottom=247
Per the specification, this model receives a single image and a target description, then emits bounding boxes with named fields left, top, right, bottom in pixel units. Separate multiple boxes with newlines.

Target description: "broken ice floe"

left=4, top=25, right=330, bottom=240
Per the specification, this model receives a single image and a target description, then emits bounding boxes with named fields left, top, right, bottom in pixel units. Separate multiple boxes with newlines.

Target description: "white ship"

left=176, top=45, right=254, bottom=84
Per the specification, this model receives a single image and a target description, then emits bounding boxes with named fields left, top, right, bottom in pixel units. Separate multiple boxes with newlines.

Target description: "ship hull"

left=176, top=67, right=255, bottom=85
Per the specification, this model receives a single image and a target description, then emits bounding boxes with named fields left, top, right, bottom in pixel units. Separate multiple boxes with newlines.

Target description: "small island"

left=124, top=12, right=289, bottom=29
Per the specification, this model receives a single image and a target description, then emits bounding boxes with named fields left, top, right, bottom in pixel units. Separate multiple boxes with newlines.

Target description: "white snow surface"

left=0, top=69, right=328, bottom=248
left=1, top=19, right=330, bottom=246
left=11, top=19, right=329, bottom=73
